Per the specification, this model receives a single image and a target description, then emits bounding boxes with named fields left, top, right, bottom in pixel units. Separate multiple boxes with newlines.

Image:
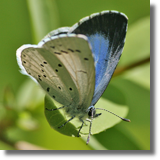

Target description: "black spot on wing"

left=58, top=86, right=61, bottom=90
left=50, top=46, right=55, bottom=49
left=75, top=49, right=81, bottom=53
left=58, top=64, right=62, bottom=67
left=47, top=87, right=50, bottom=92
left=61, top=50, right=68, bottom=54
left=54, top=52, right=61, bottom=55
left=68, top=48, right=74, bottom=52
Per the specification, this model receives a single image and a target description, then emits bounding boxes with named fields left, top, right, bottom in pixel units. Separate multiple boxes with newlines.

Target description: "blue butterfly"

left=17, top=10, right=130, bottom=144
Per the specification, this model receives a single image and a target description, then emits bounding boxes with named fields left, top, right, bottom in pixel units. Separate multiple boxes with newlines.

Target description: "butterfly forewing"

left=69, top=11, right=128, bottom=105
left=42, top=35, right=95, bottom=108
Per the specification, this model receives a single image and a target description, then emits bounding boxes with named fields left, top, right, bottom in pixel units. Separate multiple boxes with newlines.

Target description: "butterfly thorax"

left=64, top=104, right=101, bottom=121
left=64, top=103, right=89, bottom=120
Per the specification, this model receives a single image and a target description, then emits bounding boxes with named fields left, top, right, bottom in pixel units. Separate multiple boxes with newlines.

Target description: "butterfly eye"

left=69, top=88, right=72, bottom=91
left=88, top=106, right=96, bottom=117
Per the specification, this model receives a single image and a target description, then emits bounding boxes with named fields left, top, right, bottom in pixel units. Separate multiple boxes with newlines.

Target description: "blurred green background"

left=0, top=0, right=150, bottom=150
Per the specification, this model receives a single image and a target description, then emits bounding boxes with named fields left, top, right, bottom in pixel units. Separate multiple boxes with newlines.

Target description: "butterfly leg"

left=86, top=119, right=92, bottom=145
left=45, top=105, right=66, bottom=111
left=77, top=119, right=85, bottom=137
left=85, top=106, right=95, bottom=144
left=85, top=106, right=102, bottom=143
left=58, top=115, right=75, bottom=128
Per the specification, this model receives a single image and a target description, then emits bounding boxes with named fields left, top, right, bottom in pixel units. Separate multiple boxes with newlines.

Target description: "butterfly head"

left=87, top=106, right=102, bottom=119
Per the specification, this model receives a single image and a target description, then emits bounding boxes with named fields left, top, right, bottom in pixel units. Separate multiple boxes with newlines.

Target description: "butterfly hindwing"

left=41, top=34, right=95, bottom=108
left=17, top=34, right=95, bottom=110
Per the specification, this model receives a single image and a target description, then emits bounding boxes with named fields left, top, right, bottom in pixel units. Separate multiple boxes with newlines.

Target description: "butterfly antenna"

left=96, top=108, right=131, bottom=122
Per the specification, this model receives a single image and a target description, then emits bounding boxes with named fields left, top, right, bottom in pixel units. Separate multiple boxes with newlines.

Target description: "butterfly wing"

left=42, top=27, right=70, bottom=39
left=16, top=34, right=95, bottom=109
left=69, top=11, right=128, bottom=105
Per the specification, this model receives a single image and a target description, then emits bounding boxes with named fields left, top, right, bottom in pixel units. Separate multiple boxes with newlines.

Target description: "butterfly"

left=16, top=10, right=130, bottom=144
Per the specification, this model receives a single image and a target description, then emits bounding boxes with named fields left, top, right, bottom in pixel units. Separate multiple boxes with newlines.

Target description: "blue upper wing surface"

left=69, top=11, right=128, bottom=105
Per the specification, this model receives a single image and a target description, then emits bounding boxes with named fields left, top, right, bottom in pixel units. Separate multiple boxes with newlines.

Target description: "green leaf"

left=16, top=79, right=44, bottom=110
left=119, top=16, right=150, bottom=67
left=27, top=0, right=60, bottom=42
left=44, top=95, right=129, bottom=138
left=2, top=86, right=16, bottom=109
left=44, top=95, right=79, bottom=137
left=0, top=141, right=15, bottom=150
left=123, top=63, right=150, bottom=89
left=110, top=77, right=150, bottom=150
